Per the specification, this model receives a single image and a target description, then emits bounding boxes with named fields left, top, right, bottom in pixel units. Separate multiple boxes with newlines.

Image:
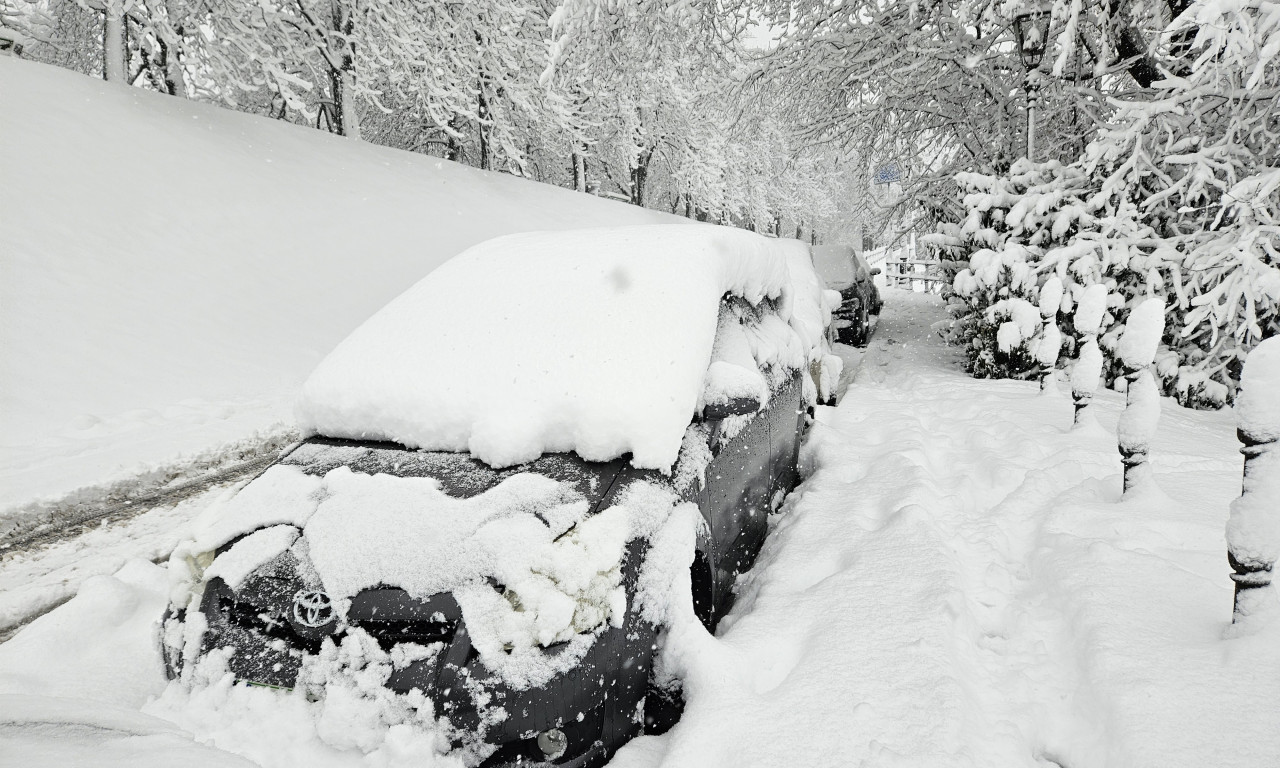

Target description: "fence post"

left=1227, top=337, right=1280, bottom=632
left=1116, top=299, right=1164, bottom=495
left=1071, top=284, right=1108, bottom=425
left=1036, top=277, right=1063, bottom=392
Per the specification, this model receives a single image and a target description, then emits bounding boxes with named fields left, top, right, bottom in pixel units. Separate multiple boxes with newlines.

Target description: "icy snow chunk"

left=989, top=298, right=1040, bottom=353
left=997, top=322, right=1023, bottom=354
left=702, top=313, right=768, bottom=408
left=303, top=467, right=585, bottom=602
left=192, top=465, right=324, bottom=553
left=817, top=353, right=843, bottom=402
left=779, top=241, right=837, bottom=357
left=672, top=424, right=713, bottom=494
left=462, top=502, right=629, bottom=651
left=204, top=525, right=299, bottom=590
left=703, top=361, right=769, bottom=408
left=1118, top=298, right=1166, bottom=370
left=297, top=225, right=822, bottom=472
left=1235, top=337, right=1280, bottom=442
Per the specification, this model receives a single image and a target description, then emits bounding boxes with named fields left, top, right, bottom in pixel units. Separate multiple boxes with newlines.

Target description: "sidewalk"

left=618, top=288, right=1280, bottom=768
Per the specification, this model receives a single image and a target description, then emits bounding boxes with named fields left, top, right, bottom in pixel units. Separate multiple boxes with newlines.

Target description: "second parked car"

left=810, top=244, right=882, bottom=346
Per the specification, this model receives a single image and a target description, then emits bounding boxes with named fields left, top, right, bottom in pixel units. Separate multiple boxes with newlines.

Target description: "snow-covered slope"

left=0, top=57, right=678, bottom=516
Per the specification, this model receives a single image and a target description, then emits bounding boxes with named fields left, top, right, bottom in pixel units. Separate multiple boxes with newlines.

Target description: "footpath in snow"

left=0, top=289, right=1276, bottom=767
left=617, top=289, right=1280, bottom=768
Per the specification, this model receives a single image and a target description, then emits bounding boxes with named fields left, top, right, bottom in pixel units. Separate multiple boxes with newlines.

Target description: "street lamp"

left=1012, top=7, right=1052, bottom=161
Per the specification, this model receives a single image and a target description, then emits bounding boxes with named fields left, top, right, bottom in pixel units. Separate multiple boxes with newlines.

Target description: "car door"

left=701, top=405, right=773, bottom=626
left=766, top=371, right=805, bottom=504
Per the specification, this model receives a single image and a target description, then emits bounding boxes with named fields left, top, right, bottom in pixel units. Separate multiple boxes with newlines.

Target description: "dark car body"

left=811, top=244, right=882, bottom=346
left=165, top=372, right=806, bottom=767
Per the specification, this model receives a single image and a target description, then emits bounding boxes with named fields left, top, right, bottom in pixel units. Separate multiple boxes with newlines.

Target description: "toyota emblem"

left=291, top=589, right=334, bottom=628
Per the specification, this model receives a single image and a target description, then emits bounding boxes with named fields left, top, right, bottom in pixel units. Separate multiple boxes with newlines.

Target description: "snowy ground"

left=2, top=289, right=1277, bottom=767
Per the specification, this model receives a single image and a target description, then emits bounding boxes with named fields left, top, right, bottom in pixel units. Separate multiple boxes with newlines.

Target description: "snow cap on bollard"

left=1235, top=337, right=1280, bottom=443
left=1117, top=298, right=1165, bottom=370
left=1036, top=324, right=1062, bottom=367
left=1071, top=341, right=1103, bottom=396
left=1038, top=277, right=1063, bottom=320
left=1116, top=298, right=1165, bottom=495
left=1226, top=336, right=1280, bottom=633
left=1074, top=284, right=1108, bottom=337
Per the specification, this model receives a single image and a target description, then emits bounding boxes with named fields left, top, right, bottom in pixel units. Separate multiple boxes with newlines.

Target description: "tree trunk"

left=478, top=87, right=492, bottom=171
left=102, top=0, right=126, bottom=83
left=329, top=2, right=360, bottom=139
left=630, top=147, right=651, bottom=207
left=447, top=115, right=463, bottom=163
left=571, top=151, right=587, bottom=192
left=1103, top=0, right=1192, bottom=87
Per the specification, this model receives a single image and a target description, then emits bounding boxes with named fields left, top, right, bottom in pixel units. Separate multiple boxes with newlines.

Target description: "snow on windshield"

left=297, top=224, right=827, bottom=471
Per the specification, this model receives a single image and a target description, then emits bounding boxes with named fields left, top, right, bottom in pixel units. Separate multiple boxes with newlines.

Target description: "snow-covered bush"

left=936, top=0, right=1280, bottom=409
left=933, top=161, right=1097, bottom=380
left=1080, top=0, right=1280, bottom=407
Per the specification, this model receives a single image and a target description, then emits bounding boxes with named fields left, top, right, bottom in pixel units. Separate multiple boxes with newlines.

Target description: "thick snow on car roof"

left=297, top=224, right=824, bottom=470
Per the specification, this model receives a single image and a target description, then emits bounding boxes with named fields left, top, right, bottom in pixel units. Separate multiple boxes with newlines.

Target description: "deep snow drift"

left=1, top=289, right=1275, bottom=767
left=0, top=56, right=677, bottom=519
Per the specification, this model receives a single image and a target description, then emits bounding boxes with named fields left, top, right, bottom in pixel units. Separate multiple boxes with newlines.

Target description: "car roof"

left=296, top=224, right=829, bottom=472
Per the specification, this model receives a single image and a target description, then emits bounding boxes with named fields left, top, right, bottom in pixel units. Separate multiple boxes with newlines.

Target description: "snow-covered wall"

left=0, top=57, right=683, bottom=512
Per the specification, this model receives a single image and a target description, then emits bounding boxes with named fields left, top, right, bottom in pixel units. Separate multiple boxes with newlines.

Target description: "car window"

left=282, top=437, right=623, bottom=504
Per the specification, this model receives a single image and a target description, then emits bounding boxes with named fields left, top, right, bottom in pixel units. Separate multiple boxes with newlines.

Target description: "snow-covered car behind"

left=811, top=243, right=882, bottom=346
left=161, top=224, right=841, bottom=767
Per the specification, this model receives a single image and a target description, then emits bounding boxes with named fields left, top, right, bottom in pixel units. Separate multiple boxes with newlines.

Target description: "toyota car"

left=161, top=224, right=840, bottom=767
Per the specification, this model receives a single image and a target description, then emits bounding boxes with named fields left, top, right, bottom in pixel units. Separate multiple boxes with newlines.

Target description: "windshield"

left=281, top=437, right=625, bottom=505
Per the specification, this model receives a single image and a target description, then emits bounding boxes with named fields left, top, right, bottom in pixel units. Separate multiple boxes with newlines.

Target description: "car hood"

left=199, top=439, right=630, bottom=601
left=190, top=439, right=686, bottom=689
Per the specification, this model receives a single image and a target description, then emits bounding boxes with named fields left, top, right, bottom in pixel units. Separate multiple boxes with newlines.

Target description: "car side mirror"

left=871, top=267, right=882, bottom=276
left=702, top=395, right=762, bottom=421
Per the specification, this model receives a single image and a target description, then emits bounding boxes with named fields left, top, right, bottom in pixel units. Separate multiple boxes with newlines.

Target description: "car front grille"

left=216, top=588, right=324, bottom=654
left=344, top=587, right=464, bottom=652
left=351, top=617, right=457, bottom=650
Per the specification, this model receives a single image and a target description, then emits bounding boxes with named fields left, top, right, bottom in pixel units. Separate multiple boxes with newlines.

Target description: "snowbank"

left=0, top=56, right=679, bottom=516
left=296, top=225, right=825, bottom=471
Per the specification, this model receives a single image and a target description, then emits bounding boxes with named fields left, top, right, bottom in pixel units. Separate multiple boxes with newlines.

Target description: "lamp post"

left=1013, top=7, right=1052, bottom=161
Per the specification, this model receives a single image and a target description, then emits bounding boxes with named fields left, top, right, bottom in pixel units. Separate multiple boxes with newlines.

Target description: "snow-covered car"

left=161, top=225, right=840, bottom=767
left=811, top=244, right=882, bottom=346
